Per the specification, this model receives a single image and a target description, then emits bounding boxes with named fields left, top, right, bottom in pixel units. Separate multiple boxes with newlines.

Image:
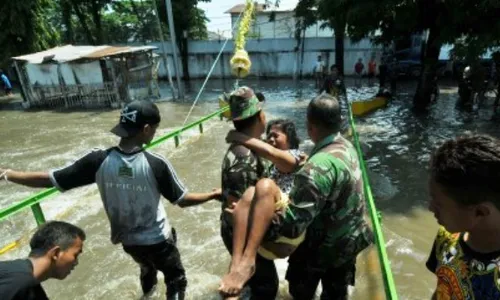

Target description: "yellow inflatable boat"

left=351, top=96, right=389, bottom=117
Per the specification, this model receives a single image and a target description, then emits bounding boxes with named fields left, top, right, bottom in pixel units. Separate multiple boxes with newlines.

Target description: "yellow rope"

left=0, top=206, right=76, bottom=256
left=234, top=0, right=254, bottom=52
left=220, top=0, right=255, bottom=113
left=0, top=240, right=19, bottom=255
left=230, top=0, right=255, bottom=78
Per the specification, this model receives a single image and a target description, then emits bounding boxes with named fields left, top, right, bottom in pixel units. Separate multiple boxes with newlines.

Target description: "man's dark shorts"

left=122, top=228, right=187, bottom=297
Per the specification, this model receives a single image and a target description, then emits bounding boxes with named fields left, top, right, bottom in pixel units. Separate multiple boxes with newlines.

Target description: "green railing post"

left=348, top=102, right=398, bottom=300
left=174, top=135, right=180, bottom=147
left=199, top=123, right=204, bottom=133
left=0, top=188, right=58, bottom=223
left=31, top=203, right=46, bottom=226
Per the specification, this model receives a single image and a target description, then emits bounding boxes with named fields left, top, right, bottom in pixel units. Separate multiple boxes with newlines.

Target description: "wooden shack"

left=12, top=45, right=161, bottom=109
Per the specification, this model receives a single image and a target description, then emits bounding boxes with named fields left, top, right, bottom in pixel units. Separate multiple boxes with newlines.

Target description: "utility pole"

left=165, top=0, right=184, bottom=99
left=152, top=0, right=177, bottom=99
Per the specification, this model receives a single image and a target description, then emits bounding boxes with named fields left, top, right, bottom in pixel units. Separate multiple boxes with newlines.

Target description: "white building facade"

left=226, top=3, right=334, bottom=39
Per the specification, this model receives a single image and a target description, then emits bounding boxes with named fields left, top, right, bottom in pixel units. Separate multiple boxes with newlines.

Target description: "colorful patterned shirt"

left=426, top=227, right=500, bottom=300
left=269, top=149, right=302, bottom=194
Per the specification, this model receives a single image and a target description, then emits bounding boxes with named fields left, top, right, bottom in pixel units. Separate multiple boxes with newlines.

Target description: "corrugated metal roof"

left=83, top=45, right=157, bottom=59
left=12, top=45, right=157, bottom=64
left=82, top=46, right=131, bottom=59
left=12, top=45, right=106, bottom=64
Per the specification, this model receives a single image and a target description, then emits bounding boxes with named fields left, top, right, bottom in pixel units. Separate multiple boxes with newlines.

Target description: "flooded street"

left=1, top=78, right=499, bottom=299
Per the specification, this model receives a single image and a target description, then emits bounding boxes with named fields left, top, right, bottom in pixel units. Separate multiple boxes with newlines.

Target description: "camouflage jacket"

left=220, top=143, right=270, bottom=227
left=281, top=133, right=374, bottom=267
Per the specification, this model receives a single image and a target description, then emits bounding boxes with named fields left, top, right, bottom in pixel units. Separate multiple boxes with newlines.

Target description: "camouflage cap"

left=228, top=86, right=263, bottom=121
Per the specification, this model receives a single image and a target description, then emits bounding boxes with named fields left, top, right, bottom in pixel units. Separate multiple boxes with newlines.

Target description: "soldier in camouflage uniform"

left=219, top=93, right=374, bottom=300
left=218, top=86, right=278, bottom=299
left=284, top=93, right=374, bottom=300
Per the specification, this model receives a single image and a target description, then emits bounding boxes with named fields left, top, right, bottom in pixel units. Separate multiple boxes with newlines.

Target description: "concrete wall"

left=150, top=37, right=382, bottom=79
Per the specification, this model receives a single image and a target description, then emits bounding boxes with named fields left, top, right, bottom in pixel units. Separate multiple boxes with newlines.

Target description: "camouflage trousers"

left=286, top=241, right=356, bottom=300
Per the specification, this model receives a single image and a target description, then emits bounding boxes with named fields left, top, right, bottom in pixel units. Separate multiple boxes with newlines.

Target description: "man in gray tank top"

left=0, top=101, right=222, bottom=300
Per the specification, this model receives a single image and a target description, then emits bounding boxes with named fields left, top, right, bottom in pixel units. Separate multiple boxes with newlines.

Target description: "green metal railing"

left=0, top=106, right=228, bottom=230
left=0, top=101, right=397, bottom=298
left=348, top=103, right=399, bottom=300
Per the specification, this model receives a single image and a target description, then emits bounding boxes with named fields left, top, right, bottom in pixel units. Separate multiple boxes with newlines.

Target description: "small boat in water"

left=351, top=95, right=389, bottom=116
left=350, top=87, right=391, bottom=116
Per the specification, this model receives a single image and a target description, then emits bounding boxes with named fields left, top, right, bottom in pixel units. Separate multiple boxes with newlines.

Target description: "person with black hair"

left=0, top=221, right=85, bottom=300
left=265, top=119, right=301, bottom=149
left=314, top=56, right=326, bottom=88
left=0, top=101, right=221, bottom=300
left=319, top=65, right=351, bottom=136
left=219, top=94, right=373, bottom=299
left=222, top=117, right=306, bottom=258
left=255, top=92, right=265, bottom=102
left=379, top=54, right=388, bottom=88
left=427, top=134, right=500, bottom=299
left=320, top=64, right=346, bottom=98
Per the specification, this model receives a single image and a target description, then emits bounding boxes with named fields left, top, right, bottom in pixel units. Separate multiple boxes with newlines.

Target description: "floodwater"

left=1, top=78, right=499, bottom=299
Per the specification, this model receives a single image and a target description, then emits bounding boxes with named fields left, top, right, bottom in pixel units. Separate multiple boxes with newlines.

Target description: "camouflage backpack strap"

left=256, top=152, right=264, bottom=177
left=254, top=149, right=270, bottom=178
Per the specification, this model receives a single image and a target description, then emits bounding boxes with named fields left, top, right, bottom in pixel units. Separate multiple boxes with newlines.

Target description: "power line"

left=181, top=11, right=244, bottom=126
left=208, top=14, right=296, bottom=28
left=206, top=16, right=232, bottom=20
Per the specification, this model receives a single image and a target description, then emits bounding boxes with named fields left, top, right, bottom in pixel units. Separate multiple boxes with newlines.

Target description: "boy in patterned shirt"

left=427, top=134, right=500, bottom=299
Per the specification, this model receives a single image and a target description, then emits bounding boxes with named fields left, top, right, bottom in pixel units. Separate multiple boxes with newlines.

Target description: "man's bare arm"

left=0, top=169, right=53, bottom=188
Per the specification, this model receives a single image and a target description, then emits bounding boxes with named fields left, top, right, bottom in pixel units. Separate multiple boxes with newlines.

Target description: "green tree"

left=291, top=0, right=500, bottom=110
left=493, top=51, right=500, bottom=112
left=156, top=0, right=210, bottom=80
left=105, top=0, right=164, bottom=44
left=3, top=0, right=209, bottom=80
left=49, top=0, right=109, bottom=45
left=344, top=0, right=500, bottom=110
left=295, top=0, right=349, bottom=75
left=293, top=0, right=388, bottom=76
left=0, top=0, right=59, bottom=67
left=407, top=0, right=500, bottom=110
left=59, top=0, right=210, bottom=78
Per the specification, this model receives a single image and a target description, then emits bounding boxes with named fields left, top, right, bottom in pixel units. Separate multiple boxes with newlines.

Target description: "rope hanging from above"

left=230, top=0, right=255, bottom=78
left=220, top=0, right=256, bottom=119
